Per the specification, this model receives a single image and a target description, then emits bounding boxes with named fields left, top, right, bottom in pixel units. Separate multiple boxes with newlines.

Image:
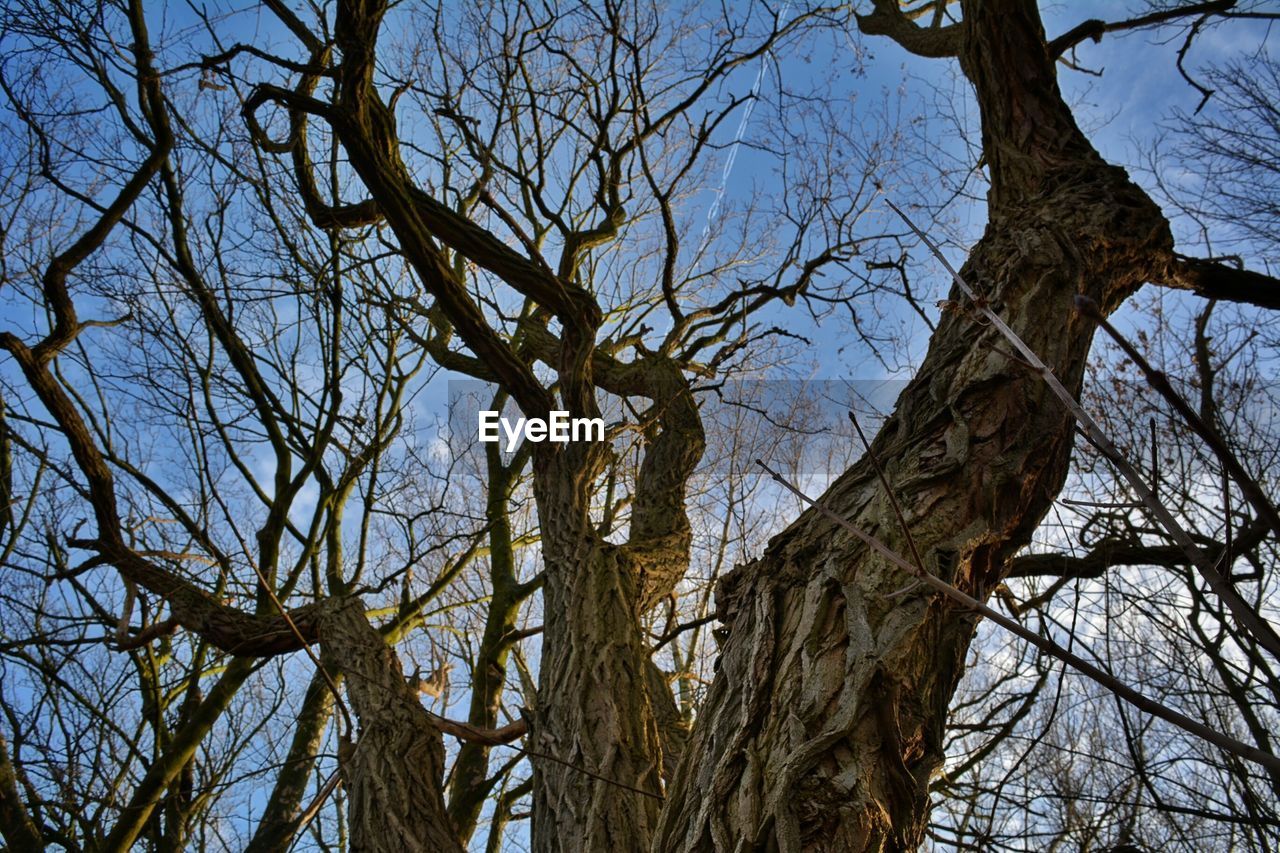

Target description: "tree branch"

left=1156, top=255, right=1280, bottom=310
left=1010, top=540, right=1187, bottom=579
left=855, top=0, right=961, bottom=58
left=1048, top=0, right=1236, bottom=60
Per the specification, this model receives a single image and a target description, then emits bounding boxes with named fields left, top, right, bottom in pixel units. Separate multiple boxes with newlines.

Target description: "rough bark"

left=655, top=1, right=1175, bottom=849
left=529, top=451, right=666, bottom=852
left=629, top=360, right=707, bottom=613
left=318, top=597, right=462, bottom=853
left=527, top=359, right=703, bottom=852
left=243, top=3, right=709, bottom=848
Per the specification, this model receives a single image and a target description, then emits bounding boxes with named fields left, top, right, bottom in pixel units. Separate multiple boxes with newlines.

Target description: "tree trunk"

left=529, top=363, right=703, bottom=853
left=530, top=452, right=665, bottom=853
left=318, top=597, right=462, bottom=853
left=655, top=1, right=1175, bottom=849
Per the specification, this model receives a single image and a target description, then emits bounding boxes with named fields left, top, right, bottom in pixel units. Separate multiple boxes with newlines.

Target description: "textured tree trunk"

left=530, top=451, right=666, bottom=853
left=654, top=1, right=1175, bottom=849
left=528, top=362, right=703, bottom=853
left=318, top=597, right=462, bottom=853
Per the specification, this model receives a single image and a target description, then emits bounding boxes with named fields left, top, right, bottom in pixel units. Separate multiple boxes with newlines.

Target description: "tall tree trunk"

left=529, top=364, right=703, bottom=853
left=530, top=452, right=665, bottom=853
left=655, top=1, right=1175, bottom=849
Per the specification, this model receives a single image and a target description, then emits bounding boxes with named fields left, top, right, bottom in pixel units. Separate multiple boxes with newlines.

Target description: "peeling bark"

left=655, top=1, right=1176, bottom=849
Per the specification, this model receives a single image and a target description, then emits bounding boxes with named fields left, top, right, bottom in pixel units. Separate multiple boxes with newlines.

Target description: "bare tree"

left=0, top=0, right=873, bottom=849
left=1, top=1, right=1279, bottom=852
left=658, top=2, right=1280, bottom=850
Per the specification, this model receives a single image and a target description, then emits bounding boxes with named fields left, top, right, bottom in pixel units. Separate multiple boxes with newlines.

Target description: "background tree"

left=931, top=294, right=1280, bottom=851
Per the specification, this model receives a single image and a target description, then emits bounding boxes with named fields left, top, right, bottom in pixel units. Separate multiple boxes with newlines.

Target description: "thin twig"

left=514, top=746, right=664, bottom=801
left=287, top=751, right=351, bottom=853
left=848, top=411, right=927, bottom=575
left=247, top=560, right=354, bottom=740
left=652, top=613, right=719, bottom=650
